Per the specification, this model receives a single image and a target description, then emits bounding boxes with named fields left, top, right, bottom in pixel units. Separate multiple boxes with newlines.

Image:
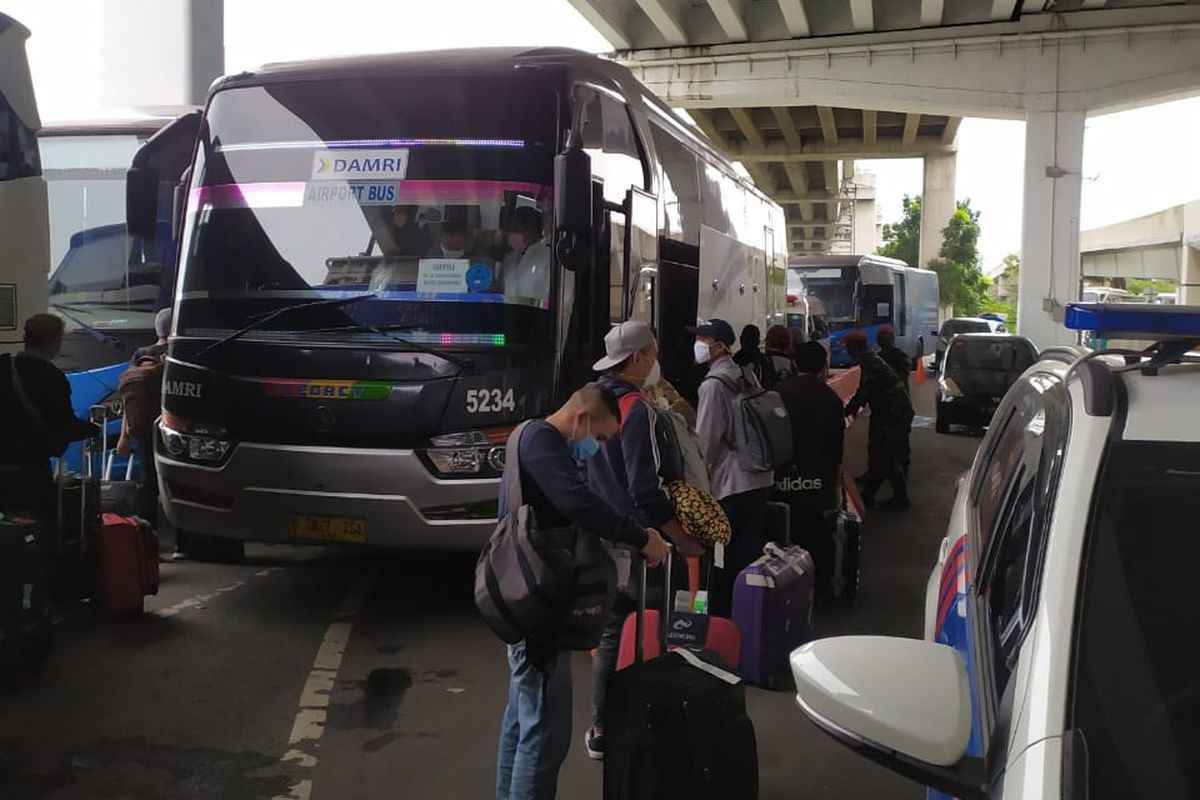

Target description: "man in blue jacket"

left=583, top=320, right=702, bottom=761
left=496, top=383, right=667, bottom=800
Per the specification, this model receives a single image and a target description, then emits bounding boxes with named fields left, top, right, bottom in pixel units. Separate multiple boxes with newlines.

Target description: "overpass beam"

left=1018, top=110, right=1086, bottom=347
left=920, top=151, right=956, bottom=270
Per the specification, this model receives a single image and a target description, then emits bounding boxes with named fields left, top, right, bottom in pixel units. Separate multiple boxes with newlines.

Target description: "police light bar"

left=1064, top=303, right=1200, bottom=340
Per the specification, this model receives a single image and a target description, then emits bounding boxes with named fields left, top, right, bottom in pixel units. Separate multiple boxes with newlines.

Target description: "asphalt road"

left=0, top=378, right=981, bottom=800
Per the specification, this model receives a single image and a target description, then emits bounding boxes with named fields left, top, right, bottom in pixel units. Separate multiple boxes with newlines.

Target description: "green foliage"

left=876, top=194, right=921, bottom=267
left=982, top=299, right=1018, bottom=328
left=1125, top=278, right=1176, bottom=296
left=1000, top=253, right=1019, bottom=281
left=926, top=199, right=990, bottom=316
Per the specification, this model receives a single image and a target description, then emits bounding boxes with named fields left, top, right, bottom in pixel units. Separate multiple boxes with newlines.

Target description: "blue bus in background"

left=788, top=254, right=940, bottom=368
left=39, top=109, right=199, bottom=473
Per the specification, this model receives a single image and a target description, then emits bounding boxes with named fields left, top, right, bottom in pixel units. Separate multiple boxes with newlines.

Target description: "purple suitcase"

left=731, top=541, right=816, bottom=689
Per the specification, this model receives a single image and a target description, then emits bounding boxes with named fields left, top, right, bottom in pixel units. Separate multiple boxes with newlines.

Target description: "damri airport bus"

left=0, top=13, right=48, bottom=358
left=789, top=254, right=939, bottom=368
left=127, top=47, right=787, bottom=556
left=40, top=108, right=199, bottom=472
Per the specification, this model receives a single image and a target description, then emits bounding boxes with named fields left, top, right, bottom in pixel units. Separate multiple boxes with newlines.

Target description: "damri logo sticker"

left=311, top=149, right=409, bottom=181
left=263, top=380, right=391, bottom=400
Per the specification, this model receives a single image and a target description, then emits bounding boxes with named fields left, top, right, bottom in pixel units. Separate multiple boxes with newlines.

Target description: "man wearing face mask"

left=495, top=383, right=667, bottom=800
left=502, top=207, right=552, bottom=305
left=582, top=321, right=703, bottom=761
left=690, top=318, right=775, bottom=616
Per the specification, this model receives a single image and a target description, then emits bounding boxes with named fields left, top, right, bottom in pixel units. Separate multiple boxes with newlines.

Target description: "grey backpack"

left=474, top=422, right=616, bottom=650
left=704, top=372, right=794, bottom=474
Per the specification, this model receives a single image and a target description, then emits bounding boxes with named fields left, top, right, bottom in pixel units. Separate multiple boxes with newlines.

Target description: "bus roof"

left=39, top=106, right=198, bottom=137
left=788, top=254, right=931, bottom=274
left=211, top=46, right=776, bottom=209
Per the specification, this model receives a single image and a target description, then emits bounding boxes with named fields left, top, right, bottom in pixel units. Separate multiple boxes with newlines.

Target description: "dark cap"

left=842, top=329, right=869, bottom=347
left=877, top=324, right=895, bottom=337
left=687, top=318, right=736, bottom=346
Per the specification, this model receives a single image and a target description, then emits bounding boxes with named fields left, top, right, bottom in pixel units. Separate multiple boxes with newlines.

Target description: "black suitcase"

left=603, top=552, right=759, bottom=800
left=826, top=507, right=861, bottom=604
left=0, top=514, right=53, bottom=671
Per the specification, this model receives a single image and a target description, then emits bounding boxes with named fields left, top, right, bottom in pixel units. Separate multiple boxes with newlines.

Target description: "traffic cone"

left=914, top=358, right=927, bottom=385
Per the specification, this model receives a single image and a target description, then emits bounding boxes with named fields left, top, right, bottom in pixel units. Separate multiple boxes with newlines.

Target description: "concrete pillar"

left=1017, top=110, right=1086, bottom=348
left=919, top=151, right=956, bottom=269
left=99, top=0, right=224, bottom=108
left=1183, top=201, right=1200, bottom=305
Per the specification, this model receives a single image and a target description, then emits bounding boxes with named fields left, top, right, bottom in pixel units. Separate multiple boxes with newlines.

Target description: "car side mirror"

left=792, top=637, right=988, bottom=799
left=554, top=129, right=592, bottom=272
left=126, top=166, right=159, bottom=239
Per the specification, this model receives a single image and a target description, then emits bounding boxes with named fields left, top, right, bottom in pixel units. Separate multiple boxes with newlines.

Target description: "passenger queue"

left=479, top=316, right=917, bottom=800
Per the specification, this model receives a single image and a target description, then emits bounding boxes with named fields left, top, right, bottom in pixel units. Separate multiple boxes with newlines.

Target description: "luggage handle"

left=634, top=541, right=674, bottom=666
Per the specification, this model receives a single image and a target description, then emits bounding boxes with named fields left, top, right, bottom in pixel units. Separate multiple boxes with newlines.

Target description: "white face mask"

left=643, top=360, right=662, bottom=389
left=693, top=341, right=712, bottom=365
left=441, top=246, right=465, bottom=258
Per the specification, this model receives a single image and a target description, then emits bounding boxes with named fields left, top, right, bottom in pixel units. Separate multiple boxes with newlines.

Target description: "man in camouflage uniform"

left=874, top=324, right=913, bottom=476
left=875, top=325, right=911, bottom=392
left=844, top=329, right=914, bottom=510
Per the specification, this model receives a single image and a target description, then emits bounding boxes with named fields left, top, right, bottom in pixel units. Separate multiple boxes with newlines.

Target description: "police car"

left=789, top=304, right=1200, bottom=799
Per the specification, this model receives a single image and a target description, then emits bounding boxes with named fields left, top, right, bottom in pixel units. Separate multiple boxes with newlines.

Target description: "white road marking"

left=152, top=566, right=286, bottom=618
left=275, top=571, right=377, bottom=800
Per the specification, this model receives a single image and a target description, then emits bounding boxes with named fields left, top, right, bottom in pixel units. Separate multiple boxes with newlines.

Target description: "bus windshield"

left=178, top=77, right=559, bottom=347
left=789, top=266, right=857, bottom=322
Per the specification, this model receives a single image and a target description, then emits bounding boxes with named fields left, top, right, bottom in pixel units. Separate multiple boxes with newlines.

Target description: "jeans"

left=496, top=640, right=573, bottom=800
left=709, top=487, right=770, bottom=616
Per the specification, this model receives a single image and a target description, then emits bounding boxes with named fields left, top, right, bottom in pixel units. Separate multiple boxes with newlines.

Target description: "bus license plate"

left=290, top=515, right=366, bottom=543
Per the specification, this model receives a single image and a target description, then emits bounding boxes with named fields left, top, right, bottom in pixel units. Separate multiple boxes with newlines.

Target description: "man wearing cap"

left=690, top=318, right=774, bottom=616
left=844, top=329, right=914, bottom=510
left=583, top=320, right=702, bottom=761
left=875, top=325, right=912, bottom=393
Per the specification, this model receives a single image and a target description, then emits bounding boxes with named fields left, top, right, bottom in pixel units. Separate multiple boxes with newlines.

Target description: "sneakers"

left=584, top=727, right=605, bottom=761
left=170, top=548, right=190, bottom=561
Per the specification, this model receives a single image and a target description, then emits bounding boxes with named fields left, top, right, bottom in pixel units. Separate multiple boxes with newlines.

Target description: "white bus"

left=0, top=13, right=48, bottom=356
left=789, top=254, right=940, bottom=368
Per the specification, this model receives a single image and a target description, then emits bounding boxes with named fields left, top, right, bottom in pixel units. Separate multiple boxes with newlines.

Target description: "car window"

left=946, top=339, right=1038, bottom=372
left=971, top=374, right=1069, bottom=699
left=942, top=319, right=989, bottom=337
left=1069, top=441, right=1200, bottom=799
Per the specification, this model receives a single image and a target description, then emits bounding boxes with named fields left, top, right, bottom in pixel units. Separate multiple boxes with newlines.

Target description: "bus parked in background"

left=0, top=13, right=48, bottom=357
left=131, top=47, right=786, bottom=556
left=788, top=254, right=939, bottom=368
left=40, top=109, right=200, bottom=472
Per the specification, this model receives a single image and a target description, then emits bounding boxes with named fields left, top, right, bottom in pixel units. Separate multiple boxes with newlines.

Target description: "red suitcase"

left=94, top=513, right=159, bottom=616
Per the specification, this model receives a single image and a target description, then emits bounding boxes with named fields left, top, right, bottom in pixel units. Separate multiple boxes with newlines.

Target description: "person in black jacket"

left=584, top=321, right=703, bottom=761
left=875, top=324, right=912, bottom=393
left=772, top=341, right=845, bottom=548
left=496, top=383, right=667, bottom=800
left=0, top=314, right=96, bottom=522
left=732, top=323, right=765, bottom=383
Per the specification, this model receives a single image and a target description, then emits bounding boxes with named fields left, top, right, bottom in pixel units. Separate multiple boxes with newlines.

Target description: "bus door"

left=857, top=263, right=895, bottom=345
left=895, top=271, right=909, bottom=348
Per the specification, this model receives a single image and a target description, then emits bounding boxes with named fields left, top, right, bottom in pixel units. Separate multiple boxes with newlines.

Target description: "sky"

left=6, top=0, right=1199, bottom=273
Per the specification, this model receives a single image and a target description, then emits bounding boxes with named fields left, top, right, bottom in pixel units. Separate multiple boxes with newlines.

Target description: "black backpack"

left=474, top=422, right=616, bottom=650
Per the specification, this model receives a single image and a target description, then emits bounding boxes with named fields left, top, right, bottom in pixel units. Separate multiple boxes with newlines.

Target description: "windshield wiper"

left=304, top=322, right=475, bottom=373
left=195, top=293, right=377, bottom=361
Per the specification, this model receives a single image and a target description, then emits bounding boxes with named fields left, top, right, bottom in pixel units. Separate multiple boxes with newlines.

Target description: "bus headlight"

left=421, top=428, right=511, bottom=478
left=159, top=416, right=234, bottom=464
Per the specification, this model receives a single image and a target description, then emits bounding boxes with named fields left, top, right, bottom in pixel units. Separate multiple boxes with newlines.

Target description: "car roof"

left=1025, top=349, right=1200, bottom=444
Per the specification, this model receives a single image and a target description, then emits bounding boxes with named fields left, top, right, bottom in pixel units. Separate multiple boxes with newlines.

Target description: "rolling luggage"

left=732, top=541, right=815, bottom=689
left=94, top=513, right=159, bottom=616
left=604, top=551, right=759, bottom=800
left=100, top=452, right=139, bottom=517
left=0, top=514, right=53, bottom=670
left=825, top=504, right=862, bottom=604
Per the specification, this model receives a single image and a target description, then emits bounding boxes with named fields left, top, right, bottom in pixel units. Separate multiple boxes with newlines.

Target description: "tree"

left=876, top=194, right=921, bottom=267
left=926, top=199, right=990, bottom=316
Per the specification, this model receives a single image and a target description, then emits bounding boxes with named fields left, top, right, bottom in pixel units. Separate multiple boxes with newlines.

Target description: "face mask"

left=643, top=360, right=662, bottom=389
left=693, top=341, right=712, bottom=365
left=506, top=232, right=526, bottom=251
left=442, top=246, right=465, bottom=258
left=569, top=418, right=600, bottom=464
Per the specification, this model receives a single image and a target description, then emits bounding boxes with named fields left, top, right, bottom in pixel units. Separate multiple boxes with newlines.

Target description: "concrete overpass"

left=569, top=0, right=1200, bottom=345
left=1081, top=200, right=1200, bottom=302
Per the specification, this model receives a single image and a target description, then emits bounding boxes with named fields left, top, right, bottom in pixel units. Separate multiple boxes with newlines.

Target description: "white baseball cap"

left=592, top=320, right=655, bottom=372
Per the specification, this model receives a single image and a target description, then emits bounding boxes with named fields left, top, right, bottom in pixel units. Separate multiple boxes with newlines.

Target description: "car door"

left=928, top=373, right=1070, bottom=799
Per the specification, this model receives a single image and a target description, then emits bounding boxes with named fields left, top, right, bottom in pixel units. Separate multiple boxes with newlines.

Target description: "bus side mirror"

left=126, top=166, right=159, bottom=239
left=554, top=130, right=592, bottom=272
